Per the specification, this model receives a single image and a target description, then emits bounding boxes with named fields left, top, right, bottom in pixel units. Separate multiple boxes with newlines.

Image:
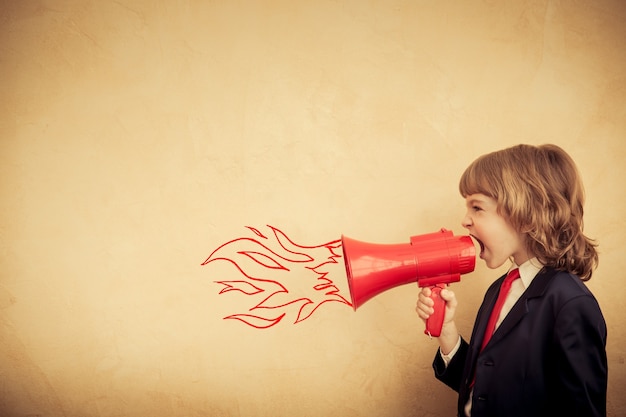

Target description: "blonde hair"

left=459, top=144, right=598, bottom=280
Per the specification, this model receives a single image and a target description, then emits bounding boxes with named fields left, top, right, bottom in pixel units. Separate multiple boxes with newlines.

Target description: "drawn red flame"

left=201, top=225, right=352, bottom=329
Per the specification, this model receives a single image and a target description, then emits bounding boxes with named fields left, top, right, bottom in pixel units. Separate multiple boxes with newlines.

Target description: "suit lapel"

left=485, top=267, right=556, bottom=347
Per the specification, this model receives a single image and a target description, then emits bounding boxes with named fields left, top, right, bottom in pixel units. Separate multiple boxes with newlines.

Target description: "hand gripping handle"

left=424, top=285, right=446, bottom=337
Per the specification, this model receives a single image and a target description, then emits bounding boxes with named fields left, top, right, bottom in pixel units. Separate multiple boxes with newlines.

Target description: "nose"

left=461, top=211, right=472, bottom=229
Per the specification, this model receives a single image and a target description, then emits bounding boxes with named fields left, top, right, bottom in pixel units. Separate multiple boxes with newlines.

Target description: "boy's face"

left=462, top=193, right=530, bottom=269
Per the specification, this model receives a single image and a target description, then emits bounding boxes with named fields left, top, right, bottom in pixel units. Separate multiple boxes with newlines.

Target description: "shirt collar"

left=510, top=257, right=544, bottom=289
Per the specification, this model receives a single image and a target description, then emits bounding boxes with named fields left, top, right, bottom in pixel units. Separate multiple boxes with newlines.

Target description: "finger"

left=440, top=288, right=455, bottom=301
left=418, top=291, right=434, bottom=307
left=440, top=289, right=458, bottom=308
left=415, top=300, right=434, bottom=318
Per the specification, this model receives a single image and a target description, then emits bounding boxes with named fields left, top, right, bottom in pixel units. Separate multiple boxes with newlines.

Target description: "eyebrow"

left=467, top=198, right=486, bottom=206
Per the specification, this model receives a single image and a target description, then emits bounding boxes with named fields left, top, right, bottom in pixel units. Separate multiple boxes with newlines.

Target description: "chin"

left=483, top=257, right=507, bottom=270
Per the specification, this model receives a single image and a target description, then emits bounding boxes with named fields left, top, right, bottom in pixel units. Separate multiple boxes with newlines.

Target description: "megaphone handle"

left=424, top=285, right=446, bottom=337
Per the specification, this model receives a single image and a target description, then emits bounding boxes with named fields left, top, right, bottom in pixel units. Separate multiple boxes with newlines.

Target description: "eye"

left=472, top=205, right=483, bottom=212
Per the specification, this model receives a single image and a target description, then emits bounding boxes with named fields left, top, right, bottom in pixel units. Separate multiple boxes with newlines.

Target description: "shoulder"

left=529, top=267, right=595, bottom=298
left=531, top=267, right=604, bottom=319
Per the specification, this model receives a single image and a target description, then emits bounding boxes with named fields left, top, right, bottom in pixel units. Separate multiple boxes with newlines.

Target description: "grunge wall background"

left=1, top=1, right=625, bottom=416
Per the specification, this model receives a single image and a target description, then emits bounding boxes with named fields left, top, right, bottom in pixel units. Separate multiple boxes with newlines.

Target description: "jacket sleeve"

left=432, top=337, right=469, bottom=393
left=552, top=293, right=607, bottom=417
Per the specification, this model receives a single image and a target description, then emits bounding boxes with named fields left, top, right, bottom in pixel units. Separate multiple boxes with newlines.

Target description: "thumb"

left=440, top=288, right=458, bottom=308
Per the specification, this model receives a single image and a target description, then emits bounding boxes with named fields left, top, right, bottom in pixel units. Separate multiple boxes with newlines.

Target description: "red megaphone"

left=341, top=228, right=476, bottom=337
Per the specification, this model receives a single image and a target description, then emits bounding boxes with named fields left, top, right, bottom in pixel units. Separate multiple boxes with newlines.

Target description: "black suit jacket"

left=433, top=267, right=607, bottom=417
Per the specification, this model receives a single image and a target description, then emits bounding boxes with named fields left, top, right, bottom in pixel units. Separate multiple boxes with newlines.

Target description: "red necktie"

left=479, top=268, right=520, bottom=351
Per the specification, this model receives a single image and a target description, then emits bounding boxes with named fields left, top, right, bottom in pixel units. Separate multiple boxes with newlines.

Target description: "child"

left=416, top=144, right=607, bottom=417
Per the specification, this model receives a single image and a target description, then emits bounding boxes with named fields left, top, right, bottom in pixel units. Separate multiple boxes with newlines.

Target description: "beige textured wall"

left=1, top=1, right=625, bottom=416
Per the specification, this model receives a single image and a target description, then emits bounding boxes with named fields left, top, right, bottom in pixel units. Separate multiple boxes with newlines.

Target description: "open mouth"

left=470, top=234, right=485, bottom=257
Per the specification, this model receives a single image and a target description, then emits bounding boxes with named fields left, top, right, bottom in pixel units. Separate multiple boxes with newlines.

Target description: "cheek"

left=479, top=220, right=514, bottom=247
left=475, top=221, right=496, bottom=241
left=491, top=225, right=521, bottom=253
